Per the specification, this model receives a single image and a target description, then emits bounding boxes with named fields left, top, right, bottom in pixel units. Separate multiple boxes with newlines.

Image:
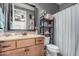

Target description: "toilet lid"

left=47, top=44, right=59, bottom=50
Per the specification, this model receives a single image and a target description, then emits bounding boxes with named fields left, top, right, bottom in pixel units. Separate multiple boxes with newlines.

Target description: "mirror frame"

left=7, top=3, right=37, bottom=31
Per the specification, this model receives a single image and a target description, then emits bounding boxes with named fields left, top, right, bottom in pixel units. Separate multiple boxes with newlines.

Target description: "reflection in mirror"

left=8, top=3, right=36, bottom=31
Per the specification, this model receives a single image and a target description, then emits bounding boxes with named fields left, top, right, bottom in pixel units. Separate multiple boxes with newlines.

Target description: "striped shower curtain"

left=54, top=4, right=79, bottom=56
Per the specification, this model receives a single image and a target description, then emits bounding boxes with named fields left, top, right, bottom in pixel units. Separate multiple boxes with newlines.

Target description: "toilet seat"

left=47, top=44, right=59, bottom=50
left=46, top=44, right=60, bottom=53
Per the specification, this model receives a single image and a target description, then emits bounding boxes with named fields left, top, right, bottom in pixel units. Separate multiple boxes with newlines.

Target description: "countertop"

left=0, top=35, right=45, bottom=41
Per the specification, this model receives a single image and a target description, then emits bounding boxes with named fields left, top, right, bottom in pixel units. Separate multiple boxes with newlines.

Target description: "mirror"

left=8, top=3, right=36, bottom=31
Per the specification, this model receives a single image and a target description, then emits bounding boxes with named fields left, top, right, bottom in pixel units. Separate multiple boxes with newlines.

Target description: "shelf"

left=45, top=33, right=53, bottom=35
left=40, top=26, right=54, bottom=28
left=40, top=18, right=54, bottom=22
left=40, top=33, right=53, bottom=35
left=40, top=16, right=54, bottom=44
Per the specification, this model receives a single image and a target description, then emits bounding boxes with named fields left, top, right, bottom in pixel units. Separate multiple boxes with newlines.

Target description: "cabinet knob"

left=25, top=49, right=29, bottom=52
left=26, top=49, right=29, bottom=51
left=38, top=40, right=42, bottom=42
left=25, top=49, right=29, bottom=51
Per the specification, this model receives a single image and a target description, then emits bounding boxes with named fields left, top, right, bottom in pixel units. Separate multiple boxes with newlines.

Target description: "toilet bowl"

left=46, top=44, right=60, bottom=56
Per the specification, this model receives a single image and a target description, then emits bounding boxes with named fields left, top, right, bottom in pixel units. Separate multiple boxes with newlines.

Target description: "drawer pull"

left=2, top=45, right=11, bottom=48
left=25, top=49, right=29, bottom=51
left=0, top=41, right=5, bottom=43
left=38, top=40, right=42, bottom=42
left=0, top=45, right=11, bottom=48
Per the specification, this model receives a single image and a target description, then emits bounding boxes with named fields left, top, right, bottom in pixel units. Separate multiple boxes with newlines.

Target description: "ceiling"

left=56, top=3, right=63, bottom=5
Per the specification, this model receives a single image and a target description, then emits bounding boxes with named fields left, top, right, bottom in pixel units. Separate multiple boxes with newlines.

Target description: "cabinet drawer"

left=1, top=48, right=26, bottom=56
left=17, top=39, right=35, bottom=48
left=0, top=41, right=16, bottom=52
left=36, top=37, right=44, bottom=45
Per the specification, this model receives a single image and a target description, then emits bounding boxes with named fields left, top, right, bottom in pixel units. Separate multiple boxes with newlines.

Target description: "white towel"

left=44, top=37, right=50, bottom=45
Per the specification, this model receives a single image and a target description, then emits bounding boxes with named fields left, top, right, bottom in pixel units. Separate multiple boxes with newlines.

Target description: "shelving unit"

left=39, top=17, right=54, bottom=44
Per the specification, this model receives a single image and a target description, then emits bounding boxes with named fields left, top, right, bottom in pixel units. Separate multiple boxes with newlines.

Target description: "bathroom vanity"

left=0, top=35, right=44, bottom=56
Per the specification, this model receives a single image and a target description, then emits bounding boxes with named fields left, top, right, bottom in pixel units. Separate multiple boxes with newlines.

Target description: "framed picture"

left=14, top=8, right=26, bottom=22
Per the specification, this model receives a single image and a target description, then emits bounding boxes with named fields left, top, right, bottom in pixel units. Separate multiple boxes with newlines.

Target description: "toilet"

left=46, top=44, right=60, bottom=56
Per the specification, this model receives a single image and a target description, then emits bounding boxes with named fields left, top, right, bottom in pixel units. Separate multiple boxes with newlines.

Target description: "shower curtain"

left=54, top=4, right=79, bottom=56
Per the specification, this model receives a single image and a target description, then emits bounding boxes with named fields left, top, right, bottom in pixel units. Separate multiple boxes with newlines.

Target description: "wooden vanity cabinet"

left=0, top=37, right=44, bottom=56
left=26, top=44, right=44, bottom=56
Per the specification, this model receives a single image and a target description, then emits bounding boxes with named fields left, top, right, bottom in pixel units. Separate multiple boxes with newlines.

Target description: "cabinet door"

left=1, top=48, right=26, bottom=56
left=26, top=44, right=44, bottom=56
